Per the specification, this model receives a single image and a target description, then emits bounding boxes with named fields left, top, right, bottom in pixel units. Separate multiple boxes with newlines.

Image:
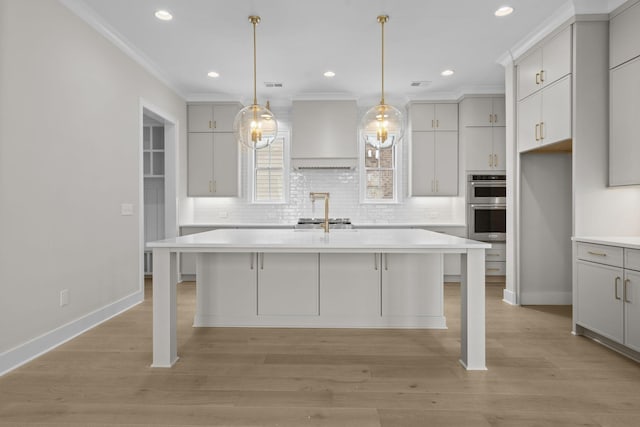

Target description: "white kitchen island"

left=147, top=228, right=490, bottom=370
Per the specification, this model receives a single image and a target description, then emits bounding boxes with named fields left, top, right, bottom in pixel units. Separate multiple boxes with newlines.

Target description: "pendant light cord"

left=380, top=16, right=385, bottom=105
left=252, top=18, right=258, bottom=106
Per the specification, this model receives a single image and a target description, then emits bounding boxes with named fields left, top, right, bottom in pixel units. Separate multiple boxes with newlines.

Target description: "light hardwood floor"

left=2, top=280, right=640, bottom=426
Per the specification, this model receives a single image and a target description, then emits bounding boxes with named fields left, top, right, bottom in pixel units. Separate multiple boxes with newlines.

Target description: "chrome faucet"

left=309, top=192, right=330, bottom=233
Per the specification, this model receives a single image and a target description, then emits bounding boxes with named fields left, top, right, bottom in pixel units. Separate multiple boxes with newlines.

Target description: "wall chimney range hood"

left=291, top=100, right=358, bottom=170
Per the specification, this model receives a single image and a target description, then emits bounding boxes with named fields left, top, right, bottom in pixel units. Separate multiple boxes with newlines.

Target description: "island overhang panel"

left=148, top=228, right=490, bottom=371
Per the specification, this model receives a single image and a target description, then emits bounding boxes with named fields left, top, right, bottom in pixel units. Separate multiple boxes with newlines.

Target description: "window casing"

left=360, top=142, right=398, bottom=203
left=251, top=134, right=288, bottom=203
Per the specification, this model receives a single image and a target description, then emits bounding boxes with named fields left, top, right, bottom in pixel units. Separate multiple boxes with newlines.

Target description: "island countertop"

left=147, top=228, right=490, bottom=253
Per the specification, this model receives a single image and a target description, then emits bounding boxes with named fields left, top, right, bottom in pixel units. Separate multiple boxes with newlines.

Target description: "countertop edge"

left=573, top=236, right=640, bottom=250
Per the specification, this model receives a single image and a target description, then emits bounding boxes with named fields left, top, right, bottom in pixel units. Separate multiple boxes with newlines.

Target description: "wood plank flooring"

left=2, top=280, right=640, bottom=426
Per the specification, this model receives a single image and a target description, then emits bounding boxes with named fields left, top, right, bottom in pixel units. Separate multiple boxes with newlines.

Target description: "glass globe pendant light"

left=360, top=15, right=404, bottom=149
left=233, top=16, right=277, bottom=150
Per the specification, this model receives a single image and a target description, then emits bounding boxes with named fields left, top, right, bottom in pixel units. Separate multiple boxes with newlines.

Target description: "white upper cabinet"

left=410, top=131, right=458, bottom=196
left=187, top=133, right=238, bottom=197
left=465, top=127, right=506, bottom=171
left=517, top=26, right=572, bottom=101
left=460, top=97, right=506, bottom=127
left=188, top=104, right=240, bottom=133
left=610, top=0, right=640, bottom=68
left=410, top=103, right=458, bottom=131
left=609, top=1, right=640, bottom=187
left=518, top=75, right=572, bottom=153
left=610, top=56, right=640, bottom=186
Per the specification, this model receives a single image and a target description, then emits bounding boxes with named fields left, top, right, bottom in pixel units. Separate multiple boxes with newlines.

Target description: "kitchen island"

left=148, top=228, right=490, bottom=370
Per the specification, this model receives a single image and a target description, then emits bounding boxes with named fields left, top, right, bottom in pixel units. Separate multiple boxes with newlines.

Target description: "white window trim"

left=359, top=136, right=401, bottom=204
left=249, top=132, right=290, bottom=204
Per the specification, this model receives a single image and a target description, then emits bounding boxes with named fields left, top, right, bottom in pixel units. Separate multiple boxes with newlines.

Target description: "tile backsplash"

left=188, top=147, right=465, bottom=225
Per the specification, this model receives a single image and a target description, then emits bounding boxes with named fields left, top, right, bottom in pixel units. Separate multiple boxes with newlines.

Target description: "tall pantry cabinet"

left=609, top=0, right=640, bottom=186
left=187, top=103, right=241, bottom=197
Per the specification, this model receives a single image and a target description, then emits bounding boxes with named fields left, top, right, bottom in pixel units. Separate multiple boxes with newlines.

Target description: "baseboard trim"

left=0, top=290, right=144, bottom=376
left=502, top=288, right=517, bottom=305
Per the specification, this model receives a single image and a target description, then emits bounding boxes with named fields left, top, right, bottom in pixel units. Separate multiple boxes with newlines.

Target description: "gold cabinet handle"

left=494, top=154, right=498, bottom=168
left=208, top=120, right=213, bottom=129
left=489, top=154, right=493, bottom=167
left=209, top=181, right=213, bottom=193
left=535, top=72, right=540, bottom=85
left=374, top=254, right=378, bottom=271
left=540, top=70, right=545, bottom=83
left=384, top=253, right=388, bottom=271
left=535, top=123, right=540, bottom=141
left=625, top=279, right=632, bottom=303
left=260, top=253, right=264, bottom=270
left=489, top=113, right=493, bottom=124
left=250, top=253, right=254, bottom=270
left=615, top=277, right=622, bottom=300
left=487, top=253, right=501, bottom=257
left=540, top=122, right=544, bottom=140
left=494, top=114, right=498, bottom=123
left=587, top=251, right=607, bottom=257
left=436, top=119, right=439, bottom=128
left=432, top=119, right=435, bottom=128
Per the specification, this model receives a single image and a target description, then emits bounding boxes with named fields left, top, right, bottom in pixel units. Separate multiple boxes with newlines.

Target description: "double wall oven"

left=467, top=174, right=506, bottom=242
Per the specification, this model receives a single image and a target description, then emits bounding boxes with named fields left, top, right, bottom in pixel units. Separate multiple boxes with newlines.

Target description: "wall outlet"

left=60, top=289, right=69, bottom=307
left=120, top=203, right=134, bottom=216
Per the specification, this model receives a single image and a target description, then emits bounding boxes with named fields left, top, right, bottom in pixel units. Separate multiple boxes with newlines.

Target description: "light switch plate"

left=121, top=203, right=134, bottom=216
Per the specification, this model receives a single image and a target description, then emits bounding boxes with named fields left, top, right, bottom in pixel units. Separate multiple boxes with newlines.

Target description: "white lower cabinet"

left=575, top=241, right=640, bottom=357
left=319, top=253, right=381, bottom=317
left=257, top=253, right=319, bottom=316
left=195, top=253, right=257, bottom=324
left=382, top=253, right=443, bottom=317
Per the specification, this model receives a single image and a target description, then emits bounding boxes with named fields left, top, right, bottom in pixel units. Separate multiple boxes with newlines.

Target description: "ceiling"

left=63, top=0, right=621, bottom=106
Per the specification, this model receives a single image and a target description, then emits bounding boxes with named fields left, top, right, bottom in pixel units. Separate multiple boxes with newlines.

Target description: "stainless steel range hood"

left=291, top=100, right=358, bottom=170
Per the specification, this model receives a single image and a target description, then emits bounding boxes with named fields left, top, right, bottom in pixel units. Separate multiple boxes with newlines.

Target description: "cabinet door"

left=319, top=253, right=381, bottom=317
left=187, top=133, right=214, bottom=196
left=433, top=132, right=458, bottom=195
left=410, top=104, right=436, bottom=131
left=610, top=57, right=640, bottom=186
left=492, top=98, right=506, bottom=127
left=212, top=133, right=238, bottom=196
left=625, top=270, right=640, bottom=352
left=576, top=261, right=624, bottom=344
left=610, top=1, right=640, bottom=68
left=461, top=98, right=493, bottom=127
left=196, top=253, right=257, bottom=318
left=258, top=253, right=319, bottom=316
left=382, top=253, right=443, bottom=316
left=541, top=26, right=572, bottom=88
left=410, top=132, right=436, bottom=196
left=465, top=127, right=494, bottom=171
left=491, top=127, right=506, bottom=170
left=212, top=104, right=240, bottom=132
left=517, top=49, right=543, bottom=101
left=188, top=105, right=214, bottom=132
left=517, top=92, right=541, bottom=152
left=434, top=104, right=458, bottom=131
left=541, top=75, right=572, bottom=147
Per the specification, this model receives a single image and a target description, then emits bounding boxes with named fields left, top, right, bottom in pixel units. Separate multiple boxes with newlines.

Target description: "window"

left=361, top=144, right=397, bottom=202
left=252, top=135, right=287, bottom=203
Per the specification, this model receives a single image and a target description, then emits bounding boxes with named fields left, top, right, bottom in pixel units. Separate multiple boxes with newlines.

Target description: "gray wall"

left=0, top=0, right=186, bottom=370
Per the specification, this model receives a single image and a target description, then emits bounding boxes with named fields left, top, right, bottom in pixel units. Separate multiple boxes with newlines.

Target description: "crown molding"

left=58, top=0, right=186, bottom=100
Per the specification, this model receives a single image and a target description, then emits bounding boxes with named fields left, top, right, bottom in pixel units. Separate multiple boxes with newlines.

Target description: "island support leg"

left=151, top=248, right=179, bottom=367
left=460, top=248, right=487, bottom=370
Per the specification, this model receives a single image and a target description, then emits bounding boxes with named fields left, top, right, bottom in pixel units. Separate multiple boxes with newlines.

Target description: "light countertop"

left=149, top=228, right=488, bottom=253
left=573, top=236, right=640, bottom=250
left=179, top=223, right=467, bottom=229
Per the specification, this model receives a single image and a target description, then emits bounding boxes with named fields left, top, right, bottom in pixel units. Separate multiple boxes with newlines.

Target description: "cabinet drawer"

left=576, top=243, right=623, bottom=267
left=486, top=261, right=506, bottom=276
left=626, top=248, right=640, bottom=272
left=486, top=245, right=506, bottom=262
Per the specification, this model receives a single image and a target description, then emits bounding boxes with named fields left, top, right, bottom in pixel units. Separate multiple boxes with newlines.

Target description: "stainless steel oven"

left=467, top=174, right=506, bottom=242
left=468, top=173, right=506, bottom=204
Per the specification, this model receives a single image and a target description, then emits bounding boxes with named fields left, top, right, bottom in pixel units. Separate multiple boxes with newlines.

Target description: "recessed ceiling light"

left=154, top=10, right=173, bottom=21
left=494, top=6, right=514, bottom=17
left=324, top=71, right=336, bottom=78
left=441, top=69, right=455, bottom=77
left=207, top=71, right=220, bottom=78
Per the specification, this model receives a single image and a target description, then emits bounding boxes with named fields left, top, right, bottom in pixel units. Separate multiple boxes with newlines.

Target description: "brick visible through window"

left=254, top=137, right=285, bottom=202
left=364, top=146, right=395, bottom=200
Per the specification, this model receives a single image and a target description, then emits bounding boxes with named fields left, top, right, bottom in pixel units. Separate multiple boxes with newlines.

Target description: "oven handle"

left=469, top=181, right=506, bottom=186
left=469, top=204, right=506, bottom=209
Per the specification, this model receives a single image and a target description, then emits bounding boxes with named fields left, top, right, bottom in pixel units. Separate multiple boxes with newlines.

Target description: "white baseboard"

left=502, top=288, right=517, bottom=305
left=0, top=290, right=144, bottom=376
left=519, top=291, right=572, bottom=305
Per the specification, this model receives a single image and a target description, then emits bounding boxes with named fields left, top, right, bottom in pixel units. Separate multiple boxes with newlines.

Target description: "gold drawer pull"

left=487, top=268, right=501, bottom=272
left=487, top=253, right=501, bottom=257
left=587, top=251, right=607, bottom=257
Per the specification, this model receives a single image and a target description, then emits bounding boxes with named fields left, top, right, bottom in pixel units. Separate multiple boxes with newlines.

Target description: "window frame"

left=250, top=132, right=289, bottom=204
left=359, top=136, right=400, bottom=204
